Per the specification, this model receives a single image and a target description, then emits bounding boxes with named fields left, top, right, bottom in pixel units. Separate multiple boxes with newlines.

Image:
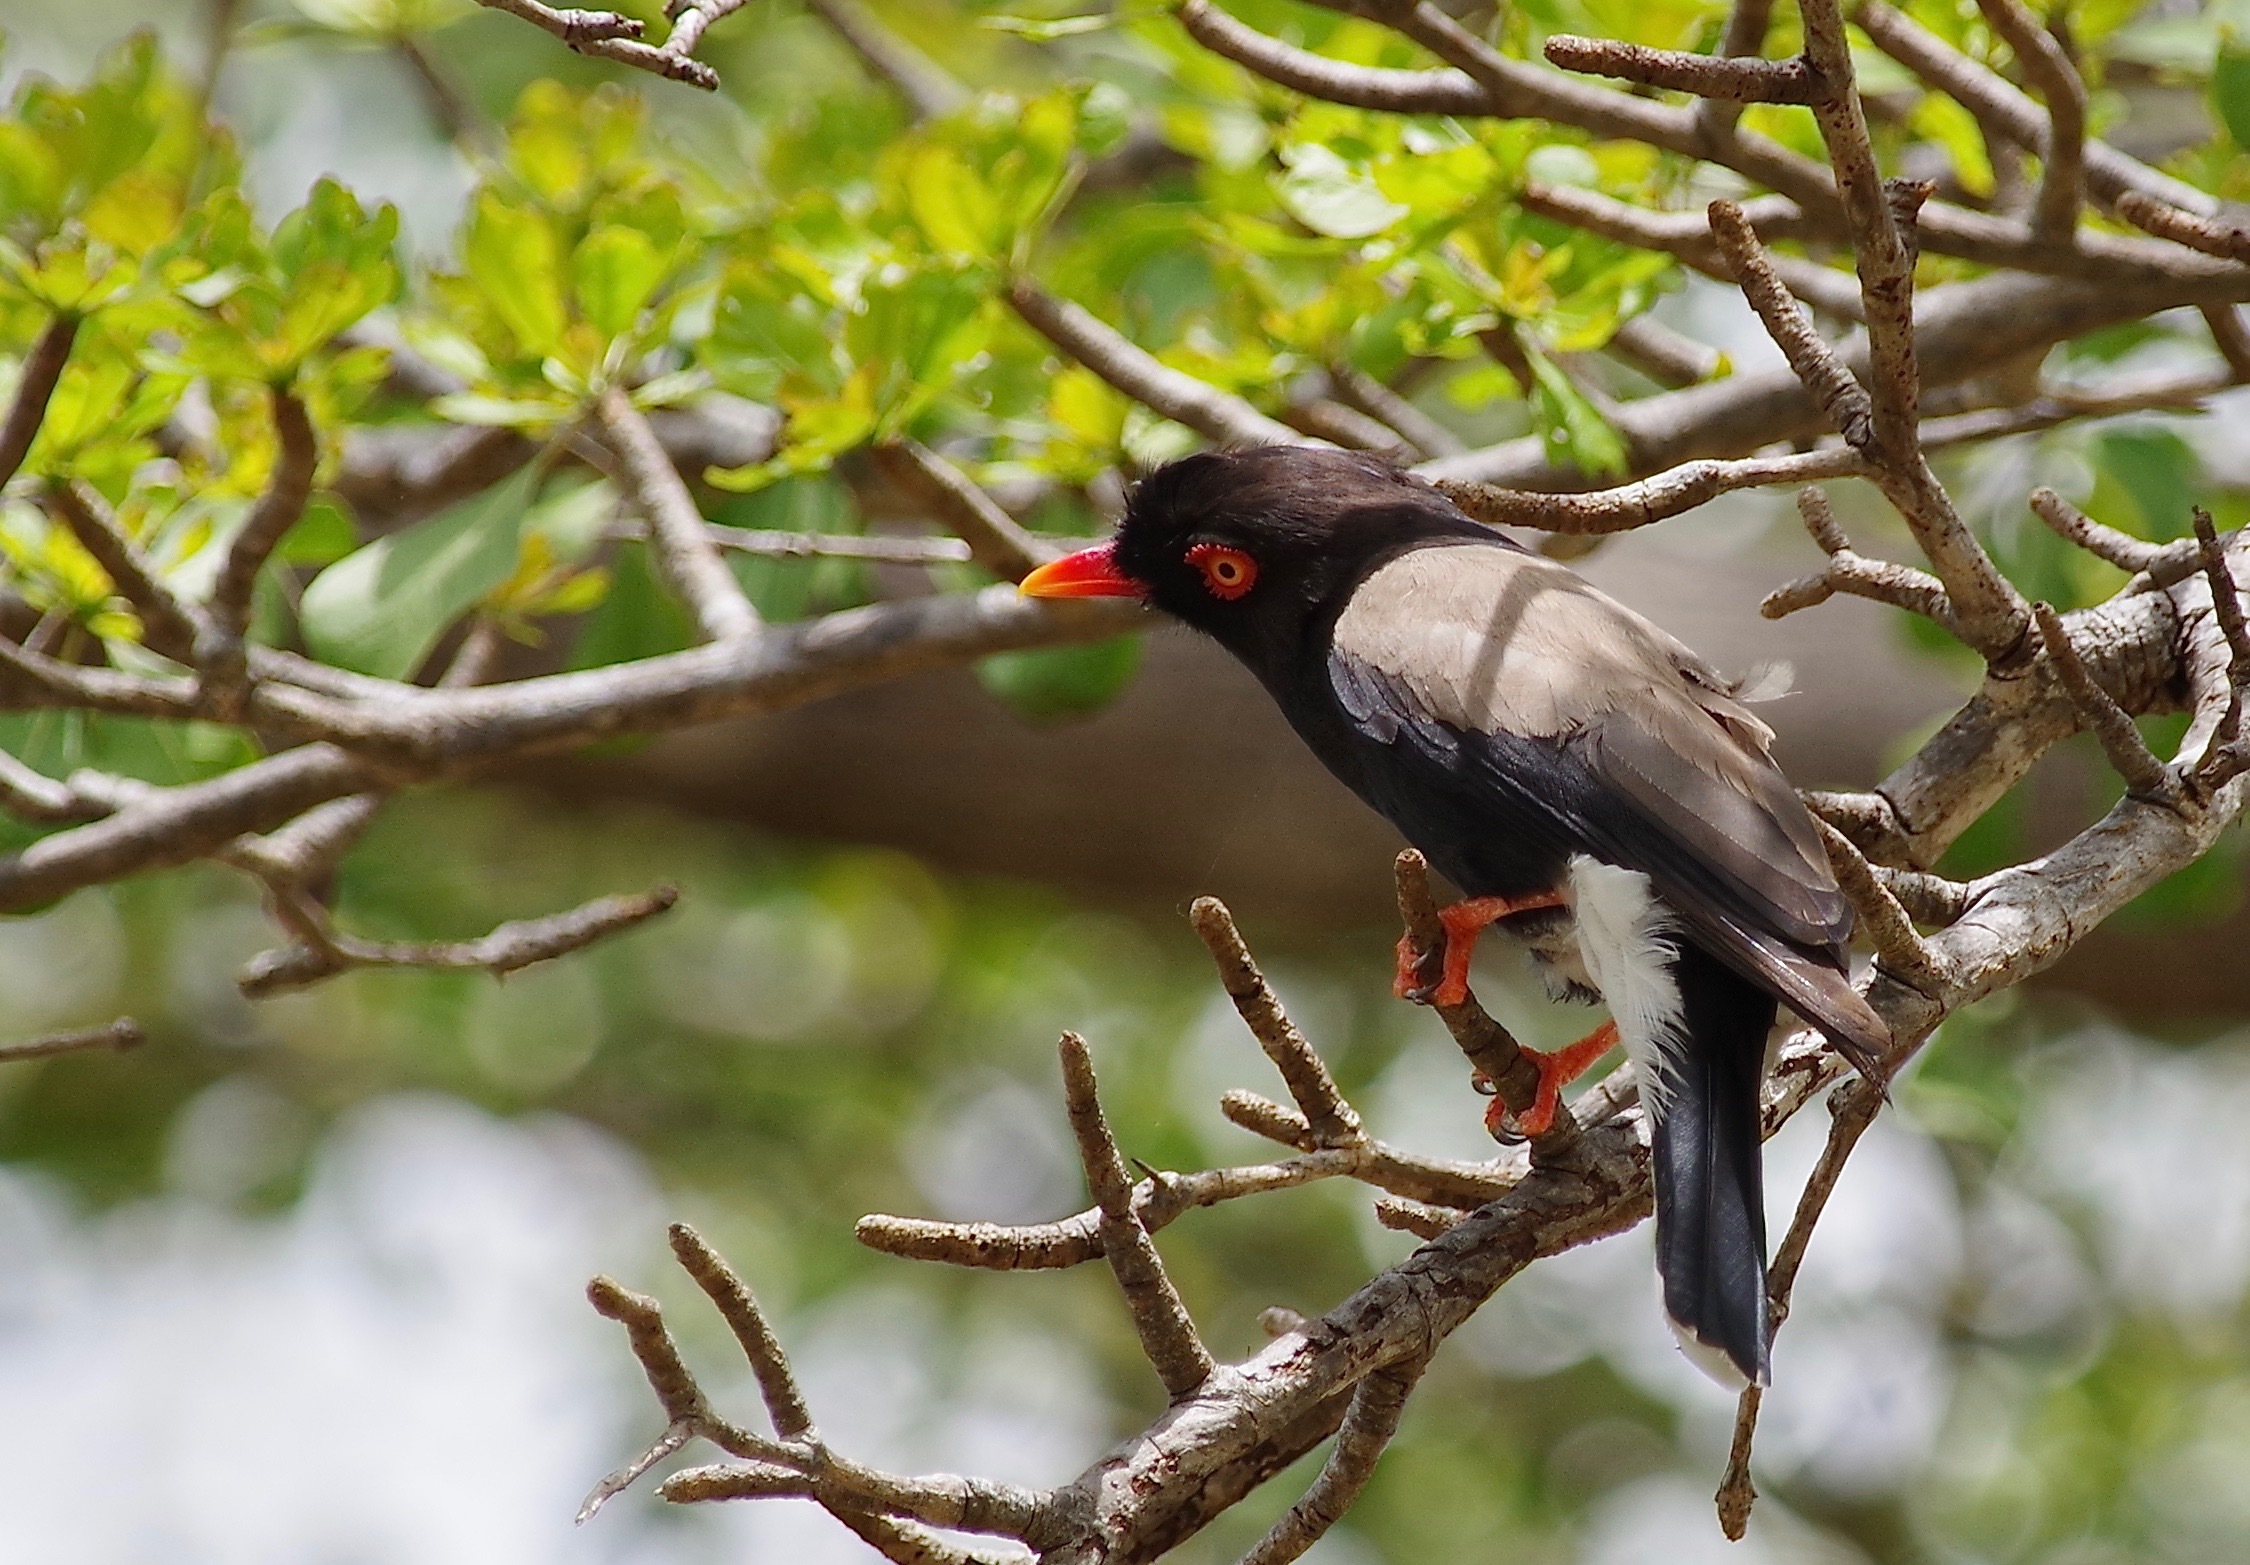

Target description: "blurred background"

left=3, top=3, right=2250, bottom=1562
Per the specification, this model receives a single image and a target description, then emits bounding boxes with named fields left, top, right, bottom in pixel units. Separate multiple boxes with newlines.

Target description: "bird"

left=1019, top=445, right=1889, bottom=1388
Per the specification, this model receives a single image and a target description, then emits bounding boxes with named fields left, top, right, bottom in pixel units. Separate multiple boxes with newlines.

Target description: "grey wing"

left=1579, top=713, right=1890, bottom=1074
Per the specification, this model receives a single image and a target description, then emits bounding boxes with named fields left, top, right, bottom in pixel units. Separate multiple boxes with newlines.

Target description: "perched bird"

left=1020, top=446, right=1888, bottom=1387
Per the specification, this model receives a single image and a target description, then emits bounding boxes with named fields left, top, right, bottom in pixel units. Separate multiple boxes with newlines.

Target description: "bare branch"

left=0, top=314, right=78, bottom=489
left=1543, top=35, right=1823, bottom=104
left=2190, top=507, right=2250, bottom=784
left=205, top=387, right=317, bottom=670
left=1242, top=1354, right=1428, bottom=1565
left=2204, top=306, right=2250, bottom=383
left=1175, top=0, right=1500, bottom=117
left=1759, top=485, right=1956, bottom=630
left=1971, top=0, right=2086, bottom=240
left=45, top=481, right=205, bottom=660
left=1696, top=0, right=1775, bottom=137
left=1854, top=1, right=2216, bottom=217
left=1707, top=201, right=1876, bottom=449
left=1391, top=850, right=1592, bottom=1161
left=804, top=0, right=968, bottom=122
left=1717, top=1080, right=1882, bottom=1537
left=870, top=441, right=1054, bottom=581
left=1439, top=447, right=1864, bottom=537
left=1605, top=316, right=1725, bottom=388
left=2029, top=486, right=2204, bottom=584
left=1325, top=363, right=1466, bottom=459
left=1371, top=1195, right=1463, bottom=1240
left=1059, top=1031, right=1216, bottom=1399
left=667, top=1222, right=814, bottom=1439
left=1811, top=817, right=1948, bottom=991
left=470, top=0, right=721, bottom=88
left=1006, top=277, right=1306, bottom=449
left=1191, top=897, right=1363, bottom=1147
left=595, top=387, right=760, bottom=643
left=2033, top=601, right=2180, bottom=803
left=693, top=523, right=971, bottom=567
left=856, top=1151, right=1364, bottom=1270
left=236, top=882, right=679, bottom=997
left=2112, top=190, right=2250, bottom=267
left=1520, top=182, right=1864, bottom=322
left=0, top=1017, right=144, bottom=1064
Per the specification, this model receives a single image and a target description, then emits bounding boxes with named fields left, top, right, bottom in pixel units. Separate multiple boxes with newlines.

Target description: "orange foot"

left=1475, top=1020, right=1620, bottom=1139
left=1393, top=892, right=1566, bottom=1007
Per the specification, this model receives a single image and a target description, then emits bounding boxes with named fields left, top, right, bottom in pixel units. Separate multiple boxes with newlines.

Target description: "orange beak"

left=1018, top=542, right=1146, bottom=600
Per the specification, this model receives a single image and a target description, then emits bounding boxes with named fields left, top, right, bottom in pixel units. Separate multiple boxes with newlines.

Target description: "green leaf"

left=1527, top=350, right=1628, bottom=478
left=2216, top=41, right=2250, bottom=152
left=1275, top=145, right=1407, bottom=240
left=571, top=225, right=667, bottom=341
left=299, top=468, right=539, bottom=678
left=464, top=191, right=566, bottom=358
left=905, top=145, right=1002, bottom=260
left=976, top=634, right=1142, bottom=723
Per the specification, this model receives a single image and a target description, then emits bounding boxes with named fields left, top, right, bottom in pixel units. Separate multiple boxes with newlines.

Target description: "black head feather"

left=1111, top=446, right=1493, bottom=680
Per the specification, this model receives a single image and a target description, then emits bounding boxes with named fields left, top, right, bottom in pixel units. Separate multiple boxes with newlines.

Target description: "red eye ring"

left=1186, top=543, right=1258, bottom=601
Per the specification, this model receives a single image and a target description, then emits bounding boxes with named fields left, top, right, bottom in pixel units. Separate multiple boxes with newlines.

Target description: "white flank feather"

left=1564, top=856, right=1688, bottom=1118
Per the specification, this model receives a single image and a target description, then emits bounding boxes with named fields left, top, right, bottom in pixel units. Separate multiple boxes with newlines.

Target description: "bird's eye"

left=1185, top=543, right=1258, bottom=601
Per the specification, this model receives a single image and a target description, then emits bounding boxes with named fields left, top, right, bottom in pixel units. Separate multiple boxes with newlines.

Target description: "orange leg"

left=1477, top=1020, right=1620, bottom=1139
left=1393, top=891, right=1567, bottom=1007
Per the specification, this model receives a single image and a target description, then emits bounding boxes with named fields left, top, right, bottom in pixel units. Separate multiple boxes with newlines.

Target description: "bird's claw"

left=1475, top=1020, right=1621, bottom=1142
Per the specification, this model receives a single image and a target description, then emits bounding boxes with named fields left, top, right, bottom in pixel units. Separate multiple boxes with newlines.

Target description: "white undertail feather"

left=1565, top=857, right=1689, bottom=1118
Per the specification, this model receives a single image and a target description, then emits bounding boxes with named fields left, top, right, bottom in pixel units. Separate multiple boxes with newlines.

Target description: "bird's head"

left=1020, top=446, right=1483, bottom=675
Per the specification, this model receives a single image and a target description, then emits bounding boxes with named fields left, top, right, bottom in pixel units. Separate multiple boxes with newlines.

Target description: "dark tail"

left=1651, top=944, right=1774, bottom=1388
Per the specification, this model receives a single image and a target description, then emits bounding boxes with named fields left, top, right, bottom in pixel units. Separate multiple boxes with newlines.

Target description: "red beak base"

left=1018, top=542, right=1146, bottom=600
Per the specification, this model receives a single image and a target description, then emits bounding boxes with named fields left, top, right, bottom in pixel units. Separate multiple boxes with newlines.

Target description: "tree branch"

left=595, top=387, right=761, bottom=643
left=0, top=314, right=78, bottom=489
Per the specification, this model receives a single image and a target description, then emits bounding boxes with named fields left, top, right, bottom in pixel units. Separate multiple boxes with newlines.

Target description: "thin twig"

left=0, top=1017, right=144, bottom=1063
left=1972, top=0, right=2085, bottom=241
left=1058, top=1031, right=1216, bottom=1399
left=1696, top=0, right=1776, bottom=137
left=2028, top=486, right=2204, bottom=584
left=1439, top=447, right=1864, bottom=537
left=1759, top=485, right=1957, bottom=631
left=2191, top=507, right=2250, bottom=785
left=855, top=1151, right=1366, bottom=1270
left=2112, top=190, right=2250, bottom=267
left=1192, top=897, right=1363, bottom=1147
left=667, top=1223, right=814, bottom=1438
left=205, top=386, right=316, bottom=683
left=596, top=387, right=761, bottom=643
left=0, top=314, right=78, bottom=489
left=1391, top=850, right=1589, bottom=1161
left=1605, top=316, right=1725, bottom=389
left=1241, top=1355, right=1428, bottom=1565
left=804, top=0, right=967, bottom=122
left=1543, top=35, right=1823, bottom=104
left=1006, top=277, right=1305, bottom=449
left=470, top=0, right=722, bottom=88
left=870, top=441, right=1053, bottom=581
left=1325, top=363, right=1466, bottom=459
left=2032, top=601, right=2180, bottom=803
left=1716, top=1081, right=1881, bottom=1538
left=1811, top=818, right=1947, bottom=991
left=236, top=883, right=680, bottom=997
left=1854, top=1, right=2216, bottom=217
left=1707, top=201, right=1875, bottom=450
left=45, top=481, right=205, bottom=660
